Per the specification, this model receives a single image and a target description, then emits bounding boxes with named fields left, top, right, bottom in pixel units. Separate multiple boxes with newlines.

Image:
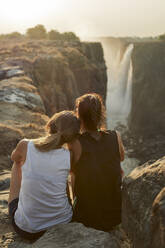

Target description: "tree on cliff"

left=48, top=30, right=61, bottom=40
left=0, top=32, right=22, bottom=40
left=26, top=25, right=47, bottom=39
left=48, top=30, right=80, bottom=42
left=61, top=32, right=80, bottom=42
left=158, top=34, right=165, bottom=40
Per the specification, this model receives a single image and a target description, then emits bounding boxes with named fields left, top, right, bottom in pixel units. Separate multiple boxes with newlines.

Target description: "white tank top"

left=14, top=140, right=72, bottom=233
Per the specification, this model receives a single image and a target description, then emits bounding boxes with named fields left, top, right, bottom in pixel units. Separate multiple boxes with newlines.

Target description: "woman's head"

left=34, top=110, right=80, bottom=152
left=75, top=93, right=106, bottom=131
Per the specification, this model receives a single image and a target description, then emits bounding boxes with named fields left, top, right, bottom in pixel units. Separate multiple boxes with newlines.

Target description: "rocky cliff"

left=0, top=68, right=48, bottom=171
left=0, top=40, right=107, bottom=116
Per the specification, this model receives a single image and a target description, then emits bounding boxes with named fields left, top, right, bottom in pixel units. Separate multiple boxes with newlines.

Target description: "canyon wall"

left=0, top=40, right=107, bottom=117
left=127, top=41, right=165, bottom=163
left=129, top=41, right=165, bottom=136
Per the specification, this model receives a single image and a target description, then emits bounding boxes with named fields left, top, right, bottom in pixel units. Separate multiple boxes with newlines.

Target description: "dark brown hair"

left=75, top=93, right=106, bottom=131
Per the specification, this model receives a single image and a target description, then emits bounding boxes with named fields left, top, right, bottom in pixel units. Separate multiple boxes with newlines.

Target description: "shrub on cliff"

left=26, top=24, right=47, bottom=39
left=61, top=32, right=80, bottom=42
left=0, top=32, right=22, bottom=40
left=48, top=30, right=61, bottom=40
left=158, top=34, right=165, bottom=40
left=48, top=30, right=80, bottom=42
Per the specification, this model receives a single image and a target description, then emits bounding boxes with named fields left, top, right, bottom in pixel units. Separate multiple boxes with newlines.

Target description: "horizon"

left=0, top=0, right=165, bottom=38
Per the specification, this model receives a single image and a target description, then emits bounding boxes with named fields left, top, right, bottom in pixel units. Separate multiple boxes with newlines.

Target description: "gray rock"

left=0, top=67, right=24, bottom=80
left=0, top=178, right=10, bottom=191
left=122, top=157, right=165, bottom=248
left=8, top=223, right=121, bottom=248
left=0, top=77, right=45, bottom=113
left=150, top=187, right=165, bottom=248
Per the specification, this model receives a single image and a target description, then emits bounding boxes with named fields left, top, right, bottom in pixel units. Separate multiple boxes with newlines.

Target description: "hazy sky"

left=0, top=0, right=165, bottom=37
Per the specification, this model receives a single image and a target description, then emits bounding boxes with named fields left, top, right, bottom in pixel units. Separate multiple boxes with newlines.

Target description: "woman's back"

left=72, top=131, right=122, bottom=231
left=15, top=140, right=72, bottom=233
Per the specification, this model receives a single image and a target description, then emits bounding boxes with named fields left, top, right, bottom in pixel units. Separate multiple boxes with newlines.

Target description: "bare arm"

left=68, top=139, right=82, bottom=201
left=116, top=131, right=125, bottom=162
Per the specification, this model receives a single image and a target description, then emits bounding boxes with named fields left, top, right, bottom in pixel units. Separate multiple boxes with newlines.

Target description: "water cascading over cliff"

left=102, top=41, right=133, bottom=128
left=100, top=39, right=139, bottom=175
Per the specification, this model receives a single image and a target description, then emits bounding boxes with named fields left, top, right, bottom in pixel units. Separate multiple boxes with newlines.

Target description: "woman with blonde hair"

left=8, top=110, right=80, bottom=240
left=70, top=93, right=124, bottom=232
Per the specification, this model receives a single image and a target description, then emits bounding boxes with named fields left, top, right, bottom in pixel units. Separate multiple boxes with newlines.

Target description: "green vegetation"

left=26, top=24, right=47, bottom=39
left=61, top=32, right=80, bottom=42
left=48, top=30, right=61, bottom=40
left=48, top=29, right=80, bottom=42
left=0, top=24, right=80, bottom=42
left=158, top=34, right=165, bottom=40
left=0, top=31, right=22, bottom=40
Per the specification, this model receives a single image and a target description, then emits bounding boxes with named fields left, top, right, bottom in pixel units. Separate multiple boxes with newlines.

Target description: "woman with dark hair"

left=70, top=93, right=124, bottom=232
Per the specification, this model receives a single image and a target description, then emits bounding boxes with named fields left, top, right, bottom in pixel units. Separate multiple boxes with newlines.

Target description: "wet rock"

left=122, top=157, right=165, bottom=248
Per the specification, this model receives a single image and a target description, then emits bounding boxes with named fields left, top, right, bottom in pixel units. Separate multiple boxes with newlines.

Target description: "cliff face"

left=126, top=41, right=165, bottom=163
left=0, top=40, right=107, bottom=117
left=30, top=42, right=107, bottom=116
left=0, top=69, right=48, bottom=170
left=129, top=41, right=165, bottom=136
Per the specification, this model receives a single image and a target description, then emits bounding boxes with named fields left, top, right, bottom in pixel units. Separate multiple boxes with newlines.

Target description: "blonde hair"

left=34, top=110, right=80, bottom=152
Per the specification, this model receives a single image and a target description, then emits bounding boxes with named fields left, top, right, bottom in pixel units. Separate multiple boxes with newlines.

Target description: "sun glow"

left=0, top=0, right=65, bottom=32
left=0, top=0, right=165, bottom=36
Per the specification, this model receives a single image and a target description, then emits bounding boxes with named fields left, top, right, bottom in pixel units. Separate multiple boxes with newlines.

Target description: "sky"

left=0, top=0, right=165, bottom=38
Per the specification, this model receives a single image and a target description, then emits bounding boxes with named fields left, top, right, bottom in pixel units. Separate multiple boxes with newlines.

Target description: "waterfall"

left=105, top=43, right=134, bottom=129
left=101, top=39, right=139, bottom=175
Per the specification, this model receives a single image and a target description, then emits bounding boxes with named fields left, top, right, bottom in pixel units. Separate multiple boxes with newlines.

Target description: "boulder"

left=150, top=187, right=165, bottom=248
left=122, top=157, right=165, bottom=248
left=1, top=223, right=131, bottom=248
left=0, top=66, right=24, bottom=80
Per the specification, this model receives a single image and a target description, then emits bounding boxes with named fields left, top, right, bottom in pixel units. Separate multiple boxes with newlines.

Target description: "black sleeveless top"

left=72, top=130, right=122, bottom=231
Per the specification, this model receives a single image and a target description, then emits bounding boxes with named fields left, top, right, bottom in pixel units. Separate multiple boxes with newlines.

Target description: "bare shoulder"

left=15, top=139, right=28, bottom=153
left=68, top=139, right=81, bottom=151
left=68, top=139, right=82, bottom=164
left=11, top=139, right=28, bottom=165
